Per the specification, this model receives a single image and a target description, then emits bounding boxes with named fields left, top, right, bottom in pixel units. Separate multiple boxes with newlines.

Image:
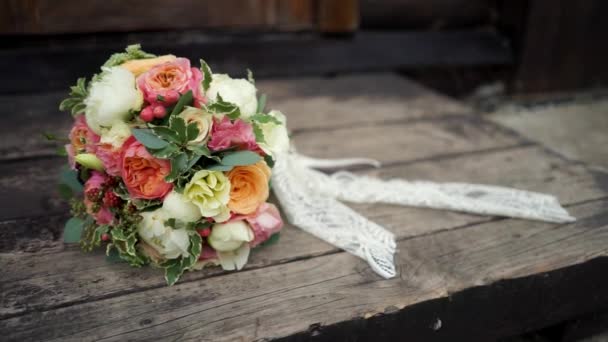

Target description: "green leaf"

left=63, top=217, right=84, bottom=243
left=157, top=94, right=165, bottom=102
left=185, top=154, right=202, bottom=170
left=250, top=113, right=281, bottom=125
left=186, top=122, right=200, bottom=142
left=200, top=59, right=213, bottom=91
left=132, top=129, right=170, bottom=149
left=252, top=122, right=265, bottom=143
left=247, top=69, right=255, bottom=84
left=169, top=116, right=188, bottom=143
left=151, top=126, right=180, bottom=143
left=264, top=154, right=275, bottom=168
left=148, top=143, right=180, bottom=159
left=170, top=90, right=194, bottom=117
left=256, top=94, right=266, bottom=113
left=187, top=144, right=211, bottom=156
left=81, top=223, right=109, bottom=252
left=221, top=150, right=261, bottom=166
left=103, top=44, right=156, bottom=67
left=165, top=152, right=189, bottom=182
left=59, top=77, right=88, bottom=116
left=207, top=94, right=240, bottom=119
left=162, top=233, right=202, bottom=286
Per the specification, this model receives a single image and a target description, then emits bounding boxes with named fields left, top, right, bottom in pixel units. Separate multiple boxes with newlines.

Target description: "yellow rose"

left=184, top=170, right=231, bottom=222
left=178, top=107, right=213, bottom=144
left=227, top=161, right=271, bottom=215
left=120, top=55, right=177, bottom=77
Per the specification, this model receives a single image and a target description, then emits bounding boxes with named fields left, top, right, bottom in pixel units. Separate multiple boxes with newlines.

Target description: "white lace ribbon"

left=271, top=151, right=576, bottom=279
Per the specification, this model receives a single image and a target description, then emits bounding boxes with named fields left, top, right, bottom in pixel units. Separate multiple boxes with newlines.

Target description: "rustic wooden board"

left=2, top=145, right=606, bottom=320
left=0, top=31, right=512, bottom=94
left=0, top=73, right=469, bottom=161
left=1, top=198, right=606, bottom=341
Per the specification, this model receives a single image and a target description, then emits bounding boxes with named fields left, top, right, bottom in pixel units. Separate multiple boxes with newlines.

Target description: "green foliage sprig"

left=59, top=78, right=88, bottom=116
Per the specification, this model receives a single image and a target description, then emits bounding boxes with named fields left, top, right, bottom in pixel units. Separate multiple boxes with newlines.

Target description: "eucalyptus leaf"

left=132, top=129, right=170, bottom=149
left=63, top=217, right=84, bottom=243
left=221, top=150, right=261, bottom=166
left=207, top=164, right=234, bottom=172
left=60, top=167, right=83, bottom=193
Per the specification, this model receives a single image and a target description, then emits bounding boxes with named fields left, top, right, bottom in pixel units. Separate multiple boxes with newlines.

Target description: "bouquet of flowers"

left=58, top=45, right=289, bottom=285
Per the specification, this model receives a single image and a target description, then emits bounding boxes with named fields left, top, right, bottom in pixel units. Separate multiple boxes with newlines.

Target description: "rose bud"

left=75, top=153, right=105, bottom=171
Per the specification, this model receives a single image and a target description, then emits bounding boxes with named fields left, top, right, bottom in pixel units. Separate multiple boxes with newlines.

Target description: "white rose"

left=85, top=66, right=143, bottom=134
left=162, top=191, right=202, bottom=223
left=178, top=107, right=213, bottom=144
left=257, top=110, right=290, bottom=156
left=137, top=209, right=191, bottom=259
left=207, top=74, right=257, bottom=118
left=99, top=121, right=131, bottom=148
left=217, top=244, right=251, bottom=271
left=208, top=221, right=253, bottom=252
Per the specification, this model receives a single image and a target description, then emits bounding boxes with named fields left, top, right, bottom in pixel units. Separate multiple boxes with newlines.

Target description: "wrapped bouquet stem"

left=57, top=45, right=575, bottom=285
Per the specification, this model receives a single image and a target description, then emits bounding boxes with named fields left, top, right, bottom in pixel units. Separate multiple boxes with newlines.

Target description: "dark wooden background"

left=1, top=0, right=607, bottom=94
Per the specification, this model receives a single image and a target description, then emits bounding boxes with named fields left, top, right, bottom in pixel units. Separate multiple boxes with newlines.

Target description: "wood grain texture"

left=0, top=0, right=295, bottom=34
left=0, top=73, right=470, bottom=161
left=1, top=198, right=606, bottom=341
left=2, top=145, right=606, bottom=320
left=0, top=31, right=513, bottom=94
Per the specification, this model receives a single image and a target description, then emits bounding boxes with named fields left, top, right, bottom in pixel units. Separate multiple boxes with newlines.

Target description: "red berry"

left=198, top=228, right=211, bottom=237
left=140, top=107, right=154, bottom=122
left=101, top=233, right=110, bottom=242
left=103, top=191, right=121, bottom=208
left=153, top=105, right=167, bottom=118
left=86, top=188, right=100, bottom=202
left=164, top=91, right=180, bottom=104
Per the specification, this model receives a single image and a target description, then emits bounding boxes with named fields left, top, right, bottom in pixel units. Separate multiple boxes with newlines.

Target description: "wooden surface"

left=1, top=73, right=607, bottom=341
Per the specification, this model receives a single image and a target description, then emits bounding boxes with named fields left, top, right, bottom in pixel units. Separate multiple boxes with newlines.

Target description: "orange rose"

left=227, top=161, right=271, bottom=215
left=121, top=137, right=172, bottom=200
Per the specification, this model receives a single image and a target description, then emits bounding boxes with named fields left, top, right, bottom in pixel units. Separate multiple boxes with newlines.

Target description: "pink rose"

left=69, top=116, right=99, bottom=154
left=208, top=117, right=261, bottom=152
left=233, top=203, right=283, bottom=247
left=198, top=244, right=218, bottom=261
left=84, top=171, right=114, bottom=225
left=96, top=143, right=122, bottom=177
left=121, top=137, right=173, bottom=200
left=137, top=57, right=204, bottom=107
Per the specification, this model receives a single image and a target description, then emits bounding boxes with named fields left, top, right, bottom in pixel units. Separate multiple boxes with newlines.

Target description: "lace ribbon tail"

left=328, top=173, right=576, bottom=223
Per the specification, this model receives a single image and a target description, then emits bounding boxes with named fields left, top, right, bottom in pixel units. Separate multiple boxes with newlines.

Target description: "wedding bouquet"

left=58, top=45, right=575, bottom=285
left=59, top=45, right=289, bottom=285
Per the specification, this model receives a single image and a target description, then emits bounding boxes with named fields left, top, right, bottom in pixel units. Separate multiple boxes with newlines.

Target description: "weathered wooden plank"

left=1, top=198, right=606, bottom=341
left=0, top=73, right=470, bottom=160
left=0, top=116, right=520, bottom=220
left=2, top=145, right=606, bottom=320
left=0, top=31, right=513, bottom=94
left=0, top=0, right=283, bottom=34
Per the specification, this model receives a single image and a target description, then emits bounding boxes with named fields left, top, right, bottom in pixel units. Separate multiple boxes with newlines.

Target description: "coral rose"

left=227, top=161, right=271, bottom=215
left=70, top=116, right=100, bottom=154
left=137, top=57, right=204, bottom=107
left=121, top=137, right=172, bottom=199
left=208, top=117, right=261, bottom=152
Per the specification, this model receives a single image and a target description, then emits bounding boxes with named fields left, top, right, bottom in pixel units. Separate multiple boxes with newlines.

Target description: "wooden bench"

left=1, top=73, right=607, bottom=341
